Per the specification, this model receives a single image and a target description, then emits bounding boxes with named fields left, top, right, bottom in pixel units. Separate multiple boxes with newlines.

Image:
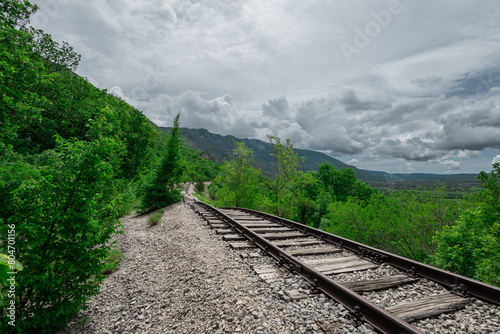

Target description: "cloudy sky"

left=31, top=0, right=500, bottom=174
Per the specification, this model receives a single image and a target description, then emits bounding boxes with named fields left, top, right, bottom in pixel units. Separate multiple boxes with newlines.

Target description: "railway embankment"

left=59, top=202, right=366, bottom=333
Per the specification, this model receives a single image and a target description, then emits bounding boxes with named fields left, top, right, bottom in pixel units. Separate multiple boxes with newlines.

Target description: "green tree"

left=0, top=2, right=164, bottom=331
left=215, top=142, right=261, bottom=208
left=432, top=164, right=500, bottom=286
left=432, top=209, right=492, bottom=279
left=0, top=124, right=124, bottom=332
left=140, top=113, right=184, bottom=211
left=195, top=179, right=206, bottom=194
left=322, top=187, right=460, bottom=262
left=266, top=135, right=304, bottom=216
left=1, top=0, right=79, bottom=152
left=477, top=163, right=500, bottom=223
left=290, top=172, right=320, bottom=225
left=317, top=163, right=375, bottom=202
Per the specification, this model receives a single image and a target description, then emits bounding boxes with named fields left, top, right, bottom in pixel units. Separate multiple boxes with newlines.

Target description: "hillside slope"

left=158, top=127, right=382, bottom=181
left=157, top=126, right=479, bottom=189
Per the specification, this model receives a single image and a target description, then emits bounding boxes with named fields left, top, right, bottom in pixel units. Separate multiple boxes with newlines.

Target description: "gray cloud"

left=30, top=0, right=500, bottom=173
left=262, top=96, right=290, bottom=120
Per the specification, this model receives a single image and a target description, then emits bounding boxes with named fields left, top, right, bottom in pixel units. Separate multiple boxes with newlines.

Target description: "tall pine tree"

left=140, top=113, right=184, bottom=211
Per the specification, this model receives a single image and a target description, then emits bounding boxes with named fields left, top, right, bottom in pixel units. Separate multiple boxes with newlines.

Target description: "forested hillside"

left=163, top=127, right=479, bottom=192
left=0, top=2, right=218, bottom=332
left=161, top=127, right=381, bottom=181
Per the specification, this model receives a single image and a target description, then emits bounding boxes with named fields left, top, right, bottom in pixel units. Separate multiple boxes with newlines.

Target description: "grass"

left=193, top=192, right=217, bottom=207
left=101, top=248, right=124, bottom=275
left=76, top=317, right=91, bottom=329
left=147, top=208, right=165, bottom=227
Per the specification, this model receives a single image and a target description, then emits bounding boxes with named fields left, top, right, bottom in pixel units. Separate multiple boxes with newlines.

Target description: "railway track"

left=189, top=199, right=500, bottom=334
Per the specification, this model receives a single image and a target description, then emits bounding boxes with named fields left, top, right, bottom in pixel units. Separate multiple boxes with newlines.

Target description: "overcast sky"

left=30, top=0, right=500, bottom=174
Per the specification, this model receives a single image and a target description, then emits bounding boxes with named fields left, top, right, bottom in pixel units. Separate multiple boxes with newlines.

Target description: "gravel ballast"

left=59, top=202, right=370, bottom=334
left=59, top=202, right=500, bottom=334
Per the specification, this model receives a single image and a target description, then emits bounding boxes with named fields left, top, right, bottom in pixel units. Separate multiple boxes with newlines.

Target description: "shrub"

left=101, top=248, right=124, bottom=275
left=0, top=134, right=123, bottom=333
left=147, top=209, right=165, bottom=227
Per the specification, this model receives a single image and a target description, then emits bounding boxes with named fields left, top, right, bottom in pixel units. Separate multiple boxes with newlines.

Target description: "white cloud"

left=439, top=160, right=461, bottom=170
left=492, top=155, right=500, bottom=164
left=457, top=150, right=481, bottom=159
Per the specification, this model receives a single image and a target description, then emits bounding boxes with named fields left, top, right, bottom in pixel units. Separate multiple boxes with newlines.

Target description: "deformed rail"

left=191, top=200, right=500, bottom=334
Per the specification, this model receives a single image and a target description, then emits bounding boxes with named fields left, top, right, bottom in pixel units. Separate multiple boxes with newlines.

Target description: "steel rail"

left=194, top=201, right=424, bottom=334
left=226, top=207, right=500, bottom=306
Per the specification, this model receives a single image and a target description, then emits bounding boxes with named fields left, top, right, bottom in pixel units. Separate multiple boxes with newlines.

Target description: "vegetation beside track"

left=208, top=139, right=500, bottom=287
left=1, top=2, right=498, bottom=333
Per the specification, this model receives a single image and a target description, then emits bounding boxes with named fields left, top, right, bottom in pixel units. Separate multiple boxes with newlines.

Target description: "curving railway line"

left=188, top=198, right=500, bottom=334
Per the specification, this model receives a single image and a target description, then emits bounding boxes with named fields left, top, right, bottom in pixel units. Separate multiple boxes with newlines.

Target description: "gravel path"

left=60, top=202, right=372, bottom=334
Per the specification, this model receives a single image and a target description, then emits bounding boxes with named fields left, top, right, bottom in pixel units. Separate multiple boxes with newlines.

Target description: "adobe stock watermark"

left=339, top=0, right=413, bottom=64
left=6, top=224, right=18, bottom=327
left=31, top=0, right=73, bottom=28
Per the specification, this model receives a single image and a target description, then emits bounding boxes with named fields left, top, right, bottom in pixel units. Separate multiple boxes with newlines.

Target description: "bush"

left=432, top=208, right=500, bottom=286
left=147, top=209, right=165, bottom=227
left=101, top=248, right=124, bottom=275
left=323, top=188, right=461, bottom=262
left=0, top=134, right=123, bottom=333
left=208, top=183, right=219, bottom=200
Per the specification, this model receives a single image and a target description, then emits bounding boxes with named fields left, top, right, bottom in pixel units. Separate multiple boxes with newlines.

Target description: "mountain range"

left=157, top=126, right=479, bottom=189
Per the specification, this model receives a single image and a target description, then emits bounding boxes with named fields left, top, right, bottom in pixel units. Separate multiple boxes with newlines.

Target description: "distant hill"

left=158, top=127, right=383, bottom=181
left=366, top=171, right=479, bottom=191
left=367, top=171, right=478, bottom=181
left=156, top=126, right=479, bottom=189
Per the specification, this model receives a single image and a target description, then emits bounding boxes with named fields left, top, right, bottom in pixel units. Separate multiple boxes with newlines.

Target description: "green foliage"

left=0, top=2, right=162, bottom=330
left=322, top=187, right=461, bottom=262
left=195, top=180, right=206, bottom=193
left=140, top=114, right=184, bottom=211
left=208, top=183, right=219, bottom=200
left=477, top=163, right=500, bottom=223
left=0, top=130, right=123, bottom=332
left=317, top=163, right=376, bottom=202
left=267, top=135, right=305, bottom=215
left=182, top=145, right=220, bottom=182
left=101, top=248, right=124, bottom=275
left=214, top=142, right=261, bottom=208
left=432, top=164, right=500, bottom=286
left=0, top=0, right=38, bottom=28
left=147, top=209, right=165, bottom=227
left=288, top=172, right=321, bottom=225
left=432, top=209, right=491, bottom=278
left=0, top=0, right=83, bottom=152
left=0, top=253, right=23, bottom=286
